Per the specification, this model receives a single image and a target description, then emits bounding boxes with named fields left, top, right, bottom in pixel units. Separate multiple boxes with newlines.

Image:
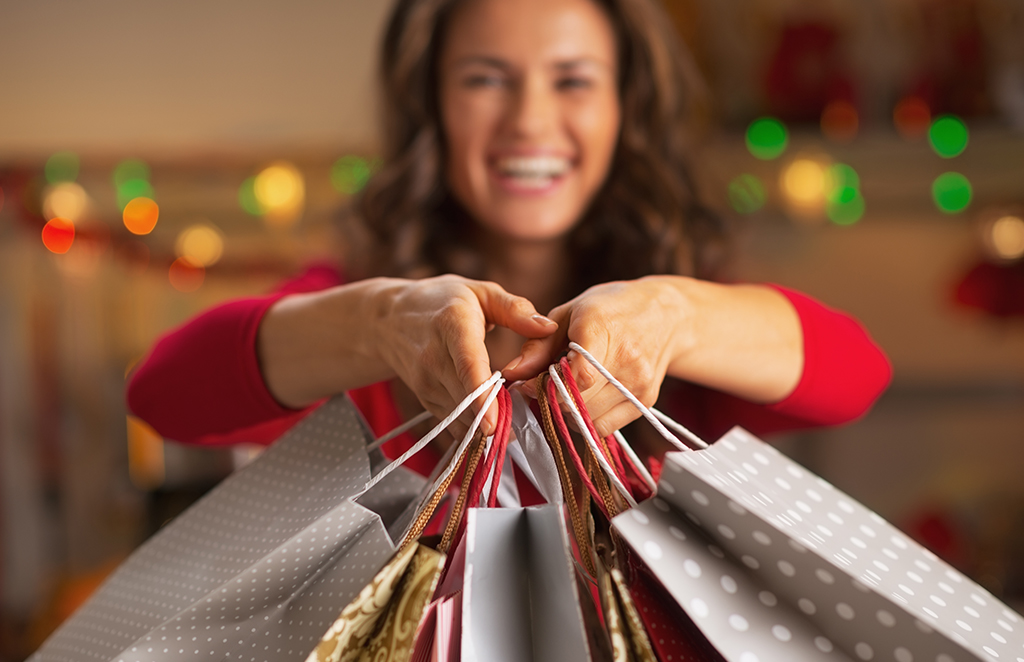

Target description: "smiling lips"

left=494, top=155, right=572, bottom=190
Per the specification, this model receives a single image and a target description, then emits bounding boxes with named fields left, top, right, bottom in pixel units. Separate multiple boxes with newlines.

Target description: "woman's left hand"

left=501, top=276, right=804, bottom=437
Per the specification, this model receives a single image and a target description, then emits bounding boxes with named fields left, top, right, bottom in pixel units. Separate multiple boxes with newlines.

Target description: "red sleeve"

left=659, top=285, right=892, bottom=442
left=126, top=264, right=344, bottom=446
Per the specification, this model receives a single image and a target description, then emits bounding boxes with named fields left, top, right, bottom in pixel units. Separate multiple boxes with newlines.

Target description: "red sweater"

left=126, top=266, right=891, bottom=476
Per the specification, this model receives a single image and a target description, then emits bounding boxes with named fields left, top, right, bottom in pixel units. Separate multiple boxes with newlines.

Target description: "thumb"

left=501, top=302, right=570, bottom=381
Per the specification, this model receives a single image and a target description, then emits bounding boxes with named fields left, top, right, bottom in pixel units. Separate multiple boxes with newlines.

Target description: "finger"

left=590, top=400, right=645, bottom=438
left=502, top=302, right=572, bottom=380
left=466, top=281, right=558, bottom=338
left=444, top=320, right=500, bottom=436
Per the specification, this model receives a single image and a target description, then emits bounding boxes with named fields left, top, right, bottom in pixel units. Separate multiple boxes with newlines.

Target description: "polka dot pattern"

left=616, top=504, right=856, bottom=661
left=620, top=426, right=1024, bottom=662
left=32, top=397, right=405, bottom=662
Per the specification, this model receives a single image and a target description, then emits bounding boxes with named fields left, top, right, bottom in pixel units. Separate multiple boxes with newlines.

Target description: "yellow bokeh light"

left=254, top=162, right=304, bottom=211
left=43, top=182, right=89, bottom=222
left=123, top=197, right=159, bottom=235
left=990, top=215, right=1024, bottom=260
left=175, top=223, right=224, bottom=267
left=781, top=159, right=828, bottom=206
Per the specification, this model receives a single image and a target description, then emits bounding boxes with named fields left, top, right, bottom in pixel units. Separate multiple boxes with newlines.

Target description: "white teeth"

left=497, top=156, right=570, bottom=179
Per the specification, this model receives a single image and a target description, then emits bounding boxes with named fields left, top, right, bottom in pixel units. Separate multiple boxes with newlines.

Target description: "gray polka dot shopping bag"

left=552, top=343, right=1024, bottom=662
left=30, top=371, right=513, bottom=662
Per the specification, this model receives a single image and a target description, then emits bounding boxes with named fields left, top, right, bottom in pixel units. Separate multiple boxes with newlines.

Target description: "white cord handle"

left=421, top=377, right=505, bottom=503
left=366, top=410, right=434, bottom=453
left=613, top=430, right=658, bottom=493
left=364, top=371, right=504, bottom=491
left=548, top=366, right=638, bottom=509
left=568, top=342, right=708, bottom=450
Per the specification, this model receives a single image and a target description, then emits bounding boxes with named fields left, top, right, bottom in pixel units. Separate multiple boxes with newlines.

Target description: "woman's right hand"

left=258, top=275, right=557, bottom=435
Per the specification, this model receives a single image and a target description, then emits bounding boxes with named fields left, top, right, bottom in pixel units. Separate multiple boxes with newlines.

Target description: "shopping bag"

left=308, top=376, right=511, bottom=662
left=32, top=396, right=407, bottom=662
left=32, top=371, right=505, bottom=662
left=460, top=504, right=601, bottom=662
left=555, top=343, right=1024, bottom=662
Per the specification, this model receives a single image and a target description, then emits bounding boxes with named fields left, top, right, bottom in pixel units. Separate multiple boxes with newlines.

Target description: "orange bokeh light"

left=42, top=217, right=75, bottom=254
left=821, top=100, right=859, bottom=143
left=894, top=96, right=931, bottom=140
left=169, top=257, right=204, bottom=292
left=123, top=197, right=159, bottom=235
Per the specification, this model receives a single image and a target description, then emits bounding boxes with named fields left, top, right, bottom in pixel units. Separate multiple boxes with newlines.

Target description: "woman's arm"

left=127, top=272, right=557, bottom=443
left=505, top=276, right=890, bottom=438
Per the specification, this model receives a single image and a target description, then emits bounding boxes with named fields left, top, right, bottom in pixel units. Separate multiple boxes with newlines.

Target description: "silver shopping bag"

left=614, top=426, right=1024, bottom=662
left=460, top=505, right=604, bottom=662
left=31, top=396, right=426, bottom=662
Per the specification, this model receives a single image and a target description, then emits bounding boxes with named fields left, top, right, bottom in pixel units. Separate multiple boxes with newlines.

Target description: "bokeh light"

left=43, top=182, right=89, bottom=222
left=113, top=159, right=151, bottom=187
left=746, top=118, right=788, bottom=160
left=113, top=159, right=154, bottom=210
left=116, top=178, right=155, bottom=211
left=175, top=223, right=224, bottom=267
left=827, top=189, right=866, bottom=225
left=821, top=100, right=859, bottom=143
left=928, top=115, right=969, bottom=158
left=727, top=174, right=766, bottom=214
left=45, top=151, right=80, bottom=184
left=122, top=197, right=160, bottom=235
left=42, top=218, right=75, bottom=254
left=932, top=173, right=972, bottom=214
left=254, top=162, right=304, bottom=227
left=169, top=257, right=205, bottom=292
left=781, top=159, right=827, bottom=205
left=331, top=155, right=373, bottom=196
left=825, top=163, right=865, bottom=225
left=989, top=215, right=1024, bottom=261
left=893, top=96, right=931, bottom=140
left=238, top=176, right=266, bottom=216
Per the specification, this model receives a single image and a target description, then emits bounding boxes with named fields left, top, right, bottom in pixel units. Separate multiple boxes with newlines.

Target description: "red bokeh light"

left=821, top=100, right=859, bottom=143
left=42, top=217, right=75, bottom=254
left=169, top=257, right=204, bottom=292
left=894, top=96, right=931, bottom=140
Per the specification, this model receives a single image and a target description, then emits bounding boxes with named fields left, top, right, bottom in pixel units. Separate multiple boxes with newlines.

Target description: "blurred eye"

left=463, top=73, right=506, bottom=89
left=556, top=76, right=594, bottom=91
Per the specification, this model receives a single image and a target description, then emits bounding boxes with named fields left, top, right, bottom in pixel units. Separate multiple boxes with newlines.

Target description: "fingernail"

left=502, top=355, right=523, bottom=372
left=532, top=314, right=557, bottom=328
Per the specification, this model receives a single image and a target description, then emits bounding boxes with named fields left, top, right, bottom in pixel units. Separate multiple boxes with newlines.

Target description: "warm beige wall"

left=0, top=0, right=393, bottom=158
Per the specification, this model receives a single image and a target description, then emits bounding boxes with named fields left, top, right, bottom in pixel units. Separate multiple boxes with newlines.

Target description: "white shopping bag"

left=461, top=505, right=603, bottom=662
left=614, top=426, right=1024, bottom=662
left=31, top=396, right=426, bottom=662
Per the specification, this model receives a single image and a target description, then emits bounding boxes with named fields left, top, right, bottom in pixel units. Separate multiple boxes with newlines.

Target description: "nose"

left=506, top=72, right=558, bottom=139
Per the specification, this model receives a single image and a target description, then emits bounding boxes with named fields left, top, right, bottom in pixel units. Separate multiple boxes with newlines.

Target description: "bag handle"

left=364, top=371, right=504, bottom=492
left=547, top=364, right=638, bottom=509
left=568, top=342, right=708, bottom=451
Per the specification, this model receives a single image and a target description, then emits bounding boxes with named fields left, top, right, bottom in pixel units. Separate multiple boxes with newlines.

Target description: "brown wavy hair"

left=346, top=0, right=725, bottom=298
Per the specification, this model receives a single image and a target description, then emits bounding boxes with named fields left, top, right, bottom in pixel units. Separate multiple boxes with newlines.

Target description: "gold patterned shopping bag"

left=305, top=540, right=444, bottom=662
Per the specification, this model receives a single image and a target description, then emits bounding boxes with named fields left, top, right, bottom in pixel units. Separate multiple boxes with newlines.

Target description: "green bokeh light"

left=116, top=179, right=154, bottom=210
left=928, top=115, right=969, bottom=158
left=746, top=117, right=788, bottom=160
left=932, top=172, right=972, bottom=213
left=827, top=189, right=865, bottom=225
left=113, top=159, right=151, bottom=188
left=727, top=174, right=766, bottom=214
left=827, top=163, right=860, bottom=191
left=45, top=151, right=80, bottom=184
left=331, top=155, right=373, bottom=196
left=238, top=176, right=266, bottom=216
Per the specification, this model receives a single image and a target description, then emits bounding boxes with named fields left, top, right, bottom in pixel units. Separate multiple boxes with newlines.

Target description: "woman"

left=127, top=0, right=891, bottom=474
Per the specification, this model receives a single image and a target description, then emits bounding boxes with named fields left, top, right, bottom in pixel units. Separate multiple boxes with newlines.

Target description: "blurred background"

left=2, top=0, right=1024, bottom=658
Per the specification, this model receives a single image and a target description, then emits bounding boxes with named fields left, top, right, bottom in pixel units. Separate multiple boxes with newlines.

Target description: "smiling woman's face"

left=438, top=0, right=621, bottom=244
